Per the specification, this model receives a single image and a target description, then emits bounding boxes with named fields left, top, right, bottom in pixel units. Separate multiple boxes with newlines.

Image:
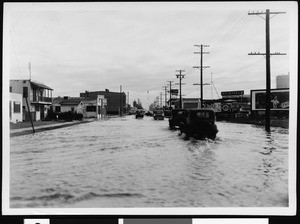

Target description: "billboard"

left=170, top=89, right=179, bottom=95
left=251, top=88, right=289, bottom=111
left=221, top=90, right=244, bottom=96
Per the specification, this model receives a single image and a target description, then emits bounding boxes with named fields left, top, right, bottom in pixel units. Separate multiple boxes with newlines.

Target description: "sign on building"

left=170, top=89, right=179, bottom=95
left=221, top=90, right=244, bottom=98
left=251, top=88, right=289, bottom=111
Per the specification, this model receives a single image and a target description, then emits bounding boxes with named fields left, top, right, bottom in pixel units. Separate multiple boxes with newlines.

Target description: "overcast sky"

left=4, top=2, right=297, bottom=109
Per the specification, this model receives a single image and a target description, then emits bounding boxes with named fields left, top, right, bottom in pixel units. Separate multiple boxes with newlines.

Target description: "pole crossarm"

left=194, top=52, right=210, bottom=54
left=194, top=44, right=210, bottom=47
left=193, top=66, right=210, bottom=69
left=248, top=52, right=286, bottom=55
left=248, top=11, right=286, bottom=15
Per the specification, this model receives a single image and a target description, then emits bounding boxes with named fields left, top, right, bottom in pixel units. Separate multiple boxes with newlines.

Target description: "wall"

left=80, top=91, right=125, bottom=115
left=9, top=93, right=23, bottom=123
left=61, top=102, right=84, bottom=114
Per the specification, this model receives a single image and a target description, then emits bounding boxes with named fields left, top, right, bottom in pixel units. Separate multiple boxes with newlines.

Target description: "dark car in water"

left=169, top=108, right=188, bottom=130
left=135, top=110, right=144, bottom=119
left=179, top=109, right=218, bottom=140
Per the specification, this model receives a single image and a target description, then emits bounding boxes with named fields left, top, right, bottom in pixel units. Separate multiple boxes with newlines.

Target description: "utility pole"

left=159, top=92, right=163, bottom=108
left=163, top=86, right=168, bottom=108
left=194, top=44, right=210, bottom=108
left=248, top=9, right=286, bottom=132
left=175, top=70, right=185, bottom=109
left=167, top=81, right=174, bottom=108
left=23, top=87, right=35, bottom=133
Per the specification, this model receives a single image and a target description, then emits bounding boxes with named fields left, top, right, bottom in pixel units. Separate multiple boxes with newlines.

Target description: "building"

left=276, top=74, right=289, bottom=88
left=52, top=95, right=107, bottom=118
left=80, top=89, right=126, bottom=115
left=82, top=95, right=107, bottom=118
left=9, top=92, right=23, bottom=123
left=59, top=97, right=84, bottom=114
left=182, top=98, right=201, bottom=109
left=10, top=79, right=53, bottom=121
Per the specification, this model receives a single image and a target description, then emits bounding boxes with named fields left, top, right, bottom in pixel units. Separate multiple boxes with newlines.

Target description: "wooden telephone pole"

left=194, top=44, right=210, bottom=108
left=248, top=9, right=286, bottom=132
left=167, top=81, right=174, bottom=108
left=175, top=70, right=185, bottom=109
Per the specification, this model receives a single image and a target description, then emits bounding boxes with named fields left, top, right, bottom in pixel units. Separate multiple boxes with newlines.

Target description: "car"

left=179, top=109, right=218, bottom=140
left=168, top=108, right=188, bottom=130
left=153, top=109, right=164, bottom=120
left=135, top=110, right=144, bottom=119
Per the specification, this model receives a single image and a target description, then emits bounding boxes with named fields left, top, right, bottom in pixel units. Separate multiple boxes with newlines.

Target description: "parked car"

left=169, top=108, right=188, bottom=130
left=179, top=109, right=218, bottom=140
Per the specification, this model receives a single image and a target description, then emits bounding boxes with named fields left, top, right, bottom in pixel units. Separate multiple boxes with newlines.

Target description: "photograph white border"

left=2, top=1, right=298, bottom=216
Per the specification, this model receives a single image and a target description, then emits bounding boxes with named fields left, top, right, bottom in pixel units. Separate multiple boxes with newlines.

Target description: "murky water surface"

left=9, top=116, right=289, bottom=208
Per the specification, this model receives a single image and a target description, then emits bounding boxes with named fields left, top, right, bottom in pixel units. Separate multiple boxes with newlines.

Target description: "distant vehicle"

left=135, top=110, right=144, bottom=119
left=169, top=109, right=188, bottom=130
left=179, top=109, right=218, bottom=140
left=145, top=111, right=153, bottom=116
left=153, top=109, right=164, bottom=120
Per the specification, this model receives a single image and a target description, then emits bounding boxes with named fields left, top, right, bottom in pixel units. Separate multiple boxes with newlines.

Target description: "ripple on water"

left=9, top=117, right=289, bottom=208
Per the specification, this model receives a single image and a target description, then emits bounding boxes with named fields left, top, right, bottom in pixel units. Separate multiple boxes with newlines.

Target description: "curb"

left=10, top=120, right=94, bottom=137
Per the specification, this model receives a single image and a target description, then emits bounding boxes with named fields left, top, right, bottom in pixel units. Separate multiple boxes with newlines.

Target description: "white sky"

left=3, top=2, right=298, bottom=109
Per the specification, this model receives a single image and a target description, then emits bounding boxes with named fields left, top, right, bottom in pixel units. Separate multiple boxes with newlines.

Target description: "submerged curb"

left=220, top=118, right=289, bottom=129
left=10, top=120, right=94, bottom=137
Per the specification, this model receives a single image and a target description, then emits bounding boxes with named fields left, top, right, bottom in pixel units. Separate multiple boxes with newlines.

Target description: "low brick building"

left=80, top=89, right=126, bottom=115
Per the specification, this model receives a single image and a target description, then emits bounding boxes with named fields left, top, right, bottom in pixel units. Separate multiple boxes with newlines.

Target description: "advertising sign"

left=221, top=90, right=244, bottom=96
left=251, top=89, right=289, bottom=111
left=203, top=102, right=222, bottom=112
left=170, top=89, right=179, bottom=95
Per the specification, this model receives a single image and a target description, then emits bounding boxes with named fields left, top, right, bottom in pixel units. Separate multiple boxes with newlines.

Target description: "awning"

left=30, top=81, right=53, bottom=90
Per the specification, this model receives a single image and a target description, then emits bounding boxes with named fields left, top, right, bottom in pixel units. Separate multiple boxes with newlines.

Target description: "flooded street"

left=10, top=116, right=289, bottom=208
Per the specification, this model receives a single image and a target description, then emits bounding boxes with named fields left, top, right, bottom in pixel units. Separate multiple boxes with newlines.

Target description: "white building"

left=10, top=79, right=53, bottom=121
left=83, top=95, right=107, bottom=118
left=9, top=92, right=23, bottom=123
left=51, top=95, right=107, bottom=118
left=276, top=74, right=289, bottom=89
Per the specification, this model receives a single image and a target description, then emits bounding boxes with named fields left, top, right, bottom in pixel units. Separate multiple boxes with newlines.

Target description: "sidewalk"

left=10, top=119, right=95, bottom=137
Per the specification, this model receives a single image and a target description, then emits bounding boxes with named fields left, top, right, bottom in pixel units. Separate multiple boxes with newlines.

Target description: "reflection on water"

left=9, top=116, right=289, bottom=208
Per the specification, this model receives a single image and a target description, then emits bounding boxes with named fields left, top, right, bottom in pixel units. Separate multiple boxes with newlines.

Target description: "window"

left=13, top=101, right=21, bottom=113
left=71, top=107, right=75, bottom=112
left=10, top=86, right=12, bottom=92
left=55, top=106, right=61, bottom=113
left=86, top=106, right=96, bottom=112
left=196, top=112, right=210, bottom=118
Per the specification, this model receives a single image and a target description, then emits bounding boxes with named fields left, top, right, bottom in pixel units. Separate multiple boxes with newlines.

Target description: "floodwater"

left=9, top=115, right=289, bottom=208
